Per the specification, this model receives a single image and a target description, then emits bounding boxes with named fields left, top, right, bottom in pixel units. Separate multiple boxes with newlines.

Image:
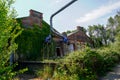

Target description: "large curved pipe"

left=50, top=0, right=78, bottom=37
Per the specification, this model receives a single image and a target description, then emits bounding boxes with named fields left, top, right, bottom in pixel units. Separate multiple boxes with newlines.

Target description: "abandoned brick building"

left=17, top=9, right=67, bottom=58
left=16, top=9, right=92, bottom=59
left=51, top=26, right=93, bottom=56
left=67, top=26, right=93, bottom=52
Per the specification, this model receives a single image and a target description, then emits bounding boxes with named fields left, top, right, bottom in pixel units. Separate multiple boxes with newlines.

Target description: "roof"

left=67, top=29, right=92, bottom=43
left=30, top=9, right=43, bottom=14
left=67, top=30, right=78, bottom=36
left=51, top=27, right=64, bottom=38
left=17, top=9, right=64, bottom=40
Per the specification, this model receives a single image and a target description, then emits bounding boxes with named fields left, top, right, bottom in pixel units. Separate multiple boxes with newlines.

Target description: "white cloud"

left=50, top=0, right=64, bottom=6
left=55, top=0, right=63, bottom=3
left=76, top=1, right=120, bottom=23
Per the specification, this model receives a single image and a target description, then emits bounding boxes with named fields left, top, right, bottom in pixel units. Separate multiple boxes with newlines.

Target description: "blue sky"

left=13, top=0, right=120, bottom=33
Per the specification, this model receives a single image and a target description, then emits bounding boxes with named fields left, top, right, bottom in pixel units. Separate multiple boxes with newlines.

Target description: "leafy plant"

left=36, top=65, right=53, bottom=80
left=0, top=0, right=23, bottom=79
left=41, top=45, right=120, bottom=80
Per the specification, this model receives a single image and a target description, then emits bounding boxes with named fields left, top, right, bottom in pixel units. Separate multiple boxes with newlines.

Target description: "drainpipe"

left=50, top=0, right=78, bottom=36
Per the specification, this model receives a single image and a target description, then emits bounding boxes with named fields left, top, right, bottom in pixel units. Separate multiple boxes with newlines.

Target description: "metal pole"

left=49, top=0, right=77, bottom=59
left=50, top=0, right=78, bottom=34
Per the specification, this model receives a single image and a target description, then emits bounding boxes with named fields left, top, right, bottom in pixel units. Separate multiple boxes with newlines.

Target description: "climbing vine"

left=16, top=20, right=52, bottom=61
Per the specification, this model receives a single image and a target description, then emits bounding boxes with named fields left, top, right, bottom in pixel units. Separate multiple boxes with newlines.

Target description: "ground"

left=15, top=63, right=120, bottom=80
left=14, top=74, right=43, bottom=80
left=99, top=63, right=120, bottom=80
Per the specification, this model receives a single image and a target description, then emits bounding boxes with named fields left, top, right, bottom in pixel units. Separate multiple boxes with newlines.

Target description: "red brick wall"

left=21, top=10, right=43, bottom=27
left=68, top=27, right=92, bottom=44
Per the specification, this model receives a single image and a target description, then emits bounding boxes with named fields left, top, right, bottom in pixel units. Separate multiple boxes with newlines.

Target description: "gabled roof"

left=67, top=26, right=92, bottom=43
left=67, top=30, right=77, bottom=36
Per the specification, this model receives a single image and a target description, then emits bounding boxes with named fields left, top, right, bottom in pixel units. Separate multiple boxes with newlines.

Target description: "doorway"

left=56, top=47, right=61, bottom=57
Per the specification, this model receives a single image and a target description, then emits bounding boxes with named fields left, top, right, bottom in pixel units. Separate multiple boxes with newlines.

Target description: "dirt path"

left=99, top=63, right=120, bottom=80
left=14, top=74, right=43, bottom=80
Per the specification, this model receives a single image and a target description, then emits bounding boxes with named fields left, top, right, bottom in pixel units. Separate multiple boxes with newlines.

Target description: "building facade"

left=16, top=10, right=93, bottom=60
left=20, top=9, right=43, bottom=28
left=67, top=26, right=93, bottom=52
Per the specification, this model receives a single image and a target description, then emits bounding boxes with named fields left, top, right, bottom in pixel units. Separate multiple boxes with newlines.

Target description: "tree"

left=0, top=0, right=22, bottom=79
left=66, top=30, right=72, bottom=34
left=106, top=17, right=116, bottom=42
left=110, top=12, right=120, bottom=51
left=114, top=12, right=120, bottom=35
left=106, top=12, right=120, bottom=43
left=88, top=24, right=107, bottom=48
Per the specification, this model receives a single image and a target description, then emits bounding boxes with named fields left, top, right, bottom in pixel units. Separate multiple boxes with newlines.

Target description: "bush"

left=36, top=65, right=53, bottom=80
left=0, top=0, right=25, bottom=79
left=84, top=50, right=104, bottom=76
left=37, top=46, right=120, bottom=80
left=98, top=48, right=120, bottom=72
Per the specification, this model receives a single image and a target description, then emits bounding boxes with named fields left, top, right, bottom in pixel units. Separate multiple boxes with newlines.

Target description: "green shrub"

left=0, top=0, right=27, bottom=79
left=36, top=46, right=120, bottom=80
left=98, top=48, right=120, bottom=72
left=84, top=49, right=104, bottom=76
left=36, top=65, right=53, bottom=79
left=52, top=49, right=97, bottom=80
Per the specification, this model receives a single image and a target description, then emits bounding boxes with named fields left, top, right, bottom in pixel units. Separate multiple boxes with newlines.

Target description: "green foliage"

left=16, top=20, right=50, bottom=60
left=66, top=30, right=76, bottom=34
left=112, top=33, right=120, bottom=52
left=66, top=27, right=86, bottom=34
left=38, top=44, right=120, bottom=80
left=0, top=0, right=23, bottom=79
left=88, top=24, right=107, bottom=47
left=84, top=50, right=104, bottom=76
left=36, top=65, right=53, bottom=80
left=106, top=12, right=120, bottom=43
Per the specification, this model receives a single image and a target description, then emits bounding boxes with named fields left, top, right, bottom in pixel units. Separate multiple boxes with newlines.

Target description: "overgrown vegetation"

left=1, top=0, right=119, bottom=79
left=15, top=20, right=52, bottom=61
left=0, top=0, right=27, bottom=79
left=37, top=42, right=120, bottom=80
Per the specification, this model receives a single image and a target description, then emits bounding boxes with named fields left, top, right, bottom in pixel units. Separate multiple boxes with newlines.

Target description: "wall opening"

left=56, top=47, right=61, bottom=57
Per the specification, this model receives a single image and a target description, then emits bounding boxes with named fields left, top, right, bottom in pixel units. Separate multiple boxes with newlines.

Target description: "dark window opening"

left=56, top=47, right=61, bottom=56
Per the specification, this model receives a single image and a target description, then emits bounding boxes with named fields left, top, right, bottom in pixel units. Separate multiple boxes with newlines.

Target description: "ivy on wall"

left=15, top=20, right=51, bottom=61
